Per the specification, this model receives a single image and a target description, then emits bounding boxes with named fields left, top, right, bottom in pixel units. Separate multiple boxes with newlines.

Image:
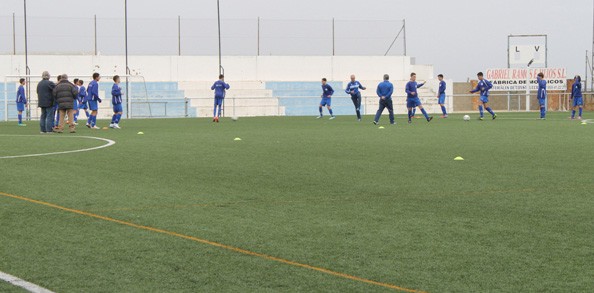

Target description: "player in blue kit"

left=406, top=73, right=433, bottom=124
left=470, top=72, right=497, bottom=120
left=110, top=75, right=123, bottom=129
left=211, top=74, right=230, bottom=123
left=86, top=73, right=102, bottom=129
left=437, top=74, right=448, bottom=118
left=77, top=80, right=90, bottom=121
left=16, top=78, right=27, bottom=126
left=72, top=78, right=80, bottom=125
left=537, top=72, right=547, bottom=120
left=345, top=75, right=366, bottom=121
left=570, top=75, right=583, bottom=120
left=373, top=74, right=395, bottom=125
left=318, top=78, right=336, bottom=120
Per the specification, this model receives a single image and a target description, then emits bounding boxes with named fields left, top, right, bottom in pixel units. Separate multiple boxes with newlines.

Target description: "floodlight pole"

left=12, top=13, right=16, bottom=55
left=125, top=0, right=130, bottom=119
left=24, top=0, right=31, bottom=120
left=217, top=0, right=223, bottom=75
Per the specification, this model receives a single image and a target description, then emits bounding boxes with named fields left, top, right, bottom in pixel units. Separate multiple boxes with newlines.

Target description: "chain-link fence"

left=0, top=15, right=407, bottom=56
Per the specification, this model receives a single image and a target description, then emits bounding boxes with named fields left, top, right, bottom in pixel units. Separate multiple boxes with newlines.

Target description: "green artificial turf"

left=0, top=113, right=593, bottom=292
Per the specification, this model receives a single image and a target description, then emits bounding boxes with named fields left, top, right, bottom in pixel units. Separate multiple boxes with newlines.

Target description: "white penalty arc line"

left=0, top=271, right=55, bottom=293
left=0, top=135, right=115, bottom=159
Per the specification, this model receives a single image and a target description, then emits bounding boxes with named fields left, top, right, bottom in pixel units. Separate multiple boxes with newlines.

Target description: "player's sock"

left=319, top=107, right=323, bottom=116
left=116, top=114, right=122, bottom=123
left=329, top=109, right=334, bottom=116
left=421, top=108, right=429, bottom=120
left=356, top=109, right=361, bottom=119
left=213, top=106, right=217, bottom=118
left=540, top=107, right=545, bottom=118
left=441, top=105, right=447, bottom=115
left=579, top=108, right=583, bottom=117
left=111, top=114, right=116, bottom=124
left=412, top=108, right=416, bottom=117
left=87, top=115, right=92, bottom=125
left=571, top=110, right=576, bottom=118
left=18, top=114, right=22, bottom=124
left=486, top=107, right=495, bottom=116
left=407, top=110, right=412, bottom=122
left=479, top=105, right=484, bottom=117
left=74, top=112, right=78, bottom=122
left=85, top=110, right=90, bottom=118
left=91, top=116, right=97, bottom=127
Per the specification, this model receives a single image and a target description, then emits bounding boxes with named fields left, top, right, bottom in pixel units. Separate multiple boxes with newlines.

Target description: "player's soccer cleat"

left=329, top=116, right=336, bottom=120
left=578, top=116, right=582, bottom=120
left=316, top=115, right=323, bottom=119
left=442, top=115, right=448, bottom=118
left=373, top=121, right=378, bottom=125
left=91, top=126, right=100, bottom=129
left=427, top=116, right=433, bottom=122
left=17, top=123, right=27, bottom=127
left=408, top=120, right=412, bottom=124
left=479, top=117, right=484, bottom=121
left=114, top=124, right=121, bottom=129
left=390, top=122, right=395, bottom=125
left=86, top=123, right=91, bottom=128
left=492, top=114, right=497, bottom=120
left=109, top=123, right=115, bottom=128
left=357, top=118, right=361, bottom=122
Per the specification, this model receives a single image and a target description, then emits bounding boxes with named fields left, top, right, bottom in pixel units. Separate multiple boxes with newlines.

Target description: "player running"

left=570, top=75, right=583, bottom=120
left=437, top=74, right=448, bottom=118
left=470, top=72, right=497, bottom=120
left=345, top=75, right=366, bottom=121
left=317, top=78, right=336, bottom=120
left=211, top=74, right=230, bottom=122
left=405, top=72, right=433, bottom=124
left=537, top=72, right=547, bottom=120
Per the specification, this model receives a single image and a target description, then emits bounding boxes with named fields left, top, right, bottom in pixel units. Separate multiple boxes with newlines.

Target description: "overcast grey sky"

left=1, top=0, right=592, bottom=81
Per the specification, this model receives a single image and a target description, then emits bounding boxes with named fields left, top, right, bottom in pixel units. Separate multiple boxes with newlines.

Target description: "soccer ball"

left=231, top=116, right=239, bottom=121
left=463, top=115, right=471, bottom=121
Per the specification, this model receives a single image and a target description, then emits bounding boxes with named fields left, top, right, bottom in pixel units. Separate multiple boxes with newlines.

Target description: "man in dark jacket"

left=36, top=71, right=56, bottom=133
left=52, top=74, right=79, bottom=133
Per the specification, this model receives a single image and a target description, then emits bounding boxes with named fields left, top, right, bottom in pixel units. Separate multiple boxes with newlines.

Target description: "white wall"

left=0, top=55, right=433, bottom=82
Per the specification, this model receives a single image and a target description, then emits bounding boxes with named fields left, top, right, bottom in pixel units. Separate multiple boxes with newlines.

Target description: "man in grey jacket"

left=36, top=71, right=56, bottom=133
left=52, top=74, right=79, bottom=133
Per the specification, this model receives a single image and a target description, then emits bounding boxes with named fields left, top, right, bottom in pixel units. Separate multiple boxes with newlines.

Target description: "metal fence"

left=0, top=15, right=407, bottom=56
left=4, top=93, right=588, bottom=122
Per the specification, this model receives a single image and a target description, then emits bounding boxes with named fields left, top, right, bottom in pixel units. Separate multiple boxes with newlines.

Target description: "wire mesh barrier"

left=0, top=15, right=407, bottom=56
left=3, top=87, right=589, bottom=121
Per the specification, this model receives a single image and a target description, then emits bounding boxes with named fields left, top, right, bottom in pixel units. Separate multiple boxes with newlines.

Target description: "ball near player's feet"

left=463, top=115, right=470, bottom=121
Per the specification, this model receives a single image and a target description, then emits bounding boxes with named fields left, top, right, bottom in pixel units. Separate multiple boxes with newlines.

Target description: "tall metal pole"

left=178, top=15, right=181, bottom=56
left=94, top=15, right=97, bottom=55
left=217, top=0, right=222, bottom=75
left=403, top=19, right=407, bottom=56
left=257, top=17, right=260, bottom=56
left=24, top=0, right=31, bottom=120
left=12, top=13, right=16, bottom=55
left=125, top=0, right=130, bottom=119
left=332, top=18, right=335, bottom=56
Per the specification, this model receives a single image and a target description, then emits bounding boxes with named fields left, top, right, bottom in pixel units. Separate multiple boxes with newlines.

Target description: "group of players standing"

left=14, top=72, right=124, bottom=132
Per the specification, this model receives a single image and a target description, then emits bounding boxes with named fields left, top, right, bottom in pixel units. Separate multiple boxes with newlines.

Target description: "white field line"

left=0, top=135, right=115, bottom=159
left=0, top=271, right=55, bottom=293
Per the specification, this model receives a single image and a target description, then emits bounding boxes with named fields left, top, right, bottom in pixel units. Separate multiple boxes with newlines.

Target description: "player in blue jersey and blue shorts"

left=570, top=75, right=583, bottom=120
left=211, top=74, right=230, bottom=123
left=345, top=75, right=366, bottom=121
left=537, top=72, right=547, bottom=120
left=470, top=72, right=497, bottom=120
left=15, top=78, right=27, bottom=126
left=437, top=74, right=448, bottom=118
left=110, top=75, right=124, bottom=129
left=406, top=72, right=433, bottom=124
left=77, top=79, right=89, bottom=121
left=86, top=72, right=102, bottom=129
left=317, top=78, right=336, bottom=120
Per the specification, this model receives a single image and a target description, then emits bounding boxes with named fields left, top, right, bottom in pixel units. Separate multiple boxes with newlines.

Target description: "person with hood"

left=52, top=74, right=79, bottom=133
